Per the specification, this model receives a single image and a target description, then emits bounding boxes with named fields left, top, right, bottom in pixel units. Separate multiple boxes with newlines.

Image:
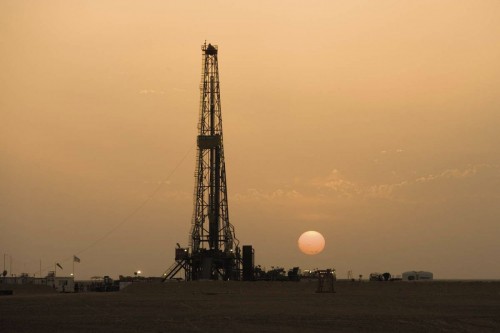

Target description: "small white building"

left=1, top=275, right=74, bottom=292
left=402, top=271, right=433, bottom=281
left=46, top=276, right=75, bottom=292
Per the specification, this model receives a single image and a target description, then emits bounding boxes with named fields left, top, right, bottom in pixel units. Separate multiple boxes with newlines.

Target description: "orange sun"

left=298, top=231, right=325, bottom=255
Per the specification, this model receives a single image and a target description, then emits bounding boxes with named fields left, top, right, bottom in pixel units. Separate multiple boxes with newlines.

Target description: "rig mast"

left=164, top=43, right=240, bottom=281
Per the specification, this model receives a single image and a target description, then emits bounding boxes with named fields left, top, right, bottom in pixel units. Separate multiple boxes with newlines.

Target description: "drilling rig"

left=163, top=43, right=242, bottom=281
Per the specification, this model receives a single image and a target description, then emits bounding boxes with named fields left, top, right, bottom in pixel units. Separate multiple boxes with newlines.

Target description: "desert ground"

left=1, top=280, right=500, bottom=332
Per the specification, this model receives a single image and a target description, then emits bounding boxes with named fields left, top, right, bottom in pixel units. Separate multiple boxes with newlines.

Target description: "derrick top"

left=203, top=43, right=218, bottom=55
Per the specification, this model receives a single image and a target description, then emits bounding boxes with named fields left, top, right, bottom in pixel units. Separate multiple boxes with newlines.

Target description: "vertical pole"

left=73, top=259, right=75, bottom=277
left=10, top=256, right=12, bottom=277
left=53, top=263, right=57, bottom=288
left=210, top=76, right=215, bottom=136
left=3, top=253, right=5, bottom=273
left=208, top=73, right=217, bottom=251
left=209, top=74, right=220, bottom=251
left=40, top=259, right=42, bottom=278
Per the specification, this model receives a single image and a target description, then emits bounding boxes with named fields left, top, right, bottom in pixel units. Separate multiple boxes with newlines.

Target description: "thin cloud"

left=234, top=164, right=499, bottom=208
left=139, top=89, right=166, bottom=95
left=143, top=180, right=171, bottom=185
left=366, top=164, right=500, bottom=201
left=234, top=188, right=302, bottom=202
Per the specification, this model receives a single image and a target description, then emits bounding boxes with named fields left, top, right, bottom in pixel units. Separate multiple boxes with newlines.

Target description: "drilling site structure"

left=164, top=43, right=243, bottom=281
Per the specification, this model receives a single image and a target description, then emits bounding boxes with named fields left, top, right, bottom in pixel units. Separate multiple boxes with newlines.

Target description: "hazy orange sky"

left=1, top=1, right=499, bottom=279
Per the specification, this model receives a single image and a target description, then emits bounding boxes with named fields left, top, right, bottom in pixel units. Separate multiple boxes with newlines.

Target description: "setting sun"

left=298, top=231, right=325, bottom=255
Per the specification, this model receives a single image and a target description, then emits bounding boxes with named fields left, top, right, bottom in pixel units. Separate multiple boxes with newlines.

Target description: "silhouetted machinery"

left=163, top=43, right=253, bottom=281
left=242, top=245, right=255, bottom=281
left=92, top=276, right=119, bottom=292
left=369, top=272, right=392, bottom=281
left=287, top=267, right=301, bottom=281
left=316, top=269, right=336, bottom=293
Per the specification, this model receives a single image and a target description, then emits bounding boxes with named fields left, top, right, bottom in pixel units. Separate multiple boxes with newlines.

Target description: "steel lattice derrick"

left=186, top=42, right=239, bottom=280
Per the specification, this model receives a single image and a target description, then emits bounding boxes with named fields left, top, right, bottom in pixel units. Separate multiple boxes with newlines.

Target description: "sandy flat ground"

left=1, top=280, right=500, bottom=332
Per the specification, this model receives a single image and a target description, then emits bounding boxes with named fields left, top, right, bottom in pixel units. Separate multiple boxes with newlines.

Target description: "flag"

left=73, top=255, right=81, bottom=263
left=56, top=263, right=63, bottom=269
